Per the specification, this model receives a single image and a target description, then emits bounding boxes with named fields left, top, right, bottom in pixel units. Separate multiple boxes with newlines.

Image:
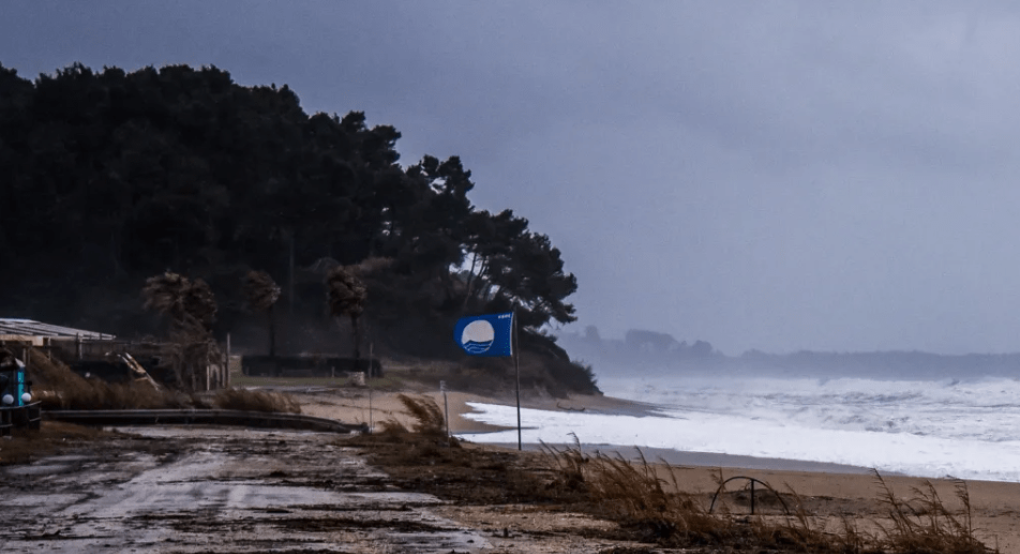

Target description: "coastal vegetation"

left=0, top=62, right=595, bottom=394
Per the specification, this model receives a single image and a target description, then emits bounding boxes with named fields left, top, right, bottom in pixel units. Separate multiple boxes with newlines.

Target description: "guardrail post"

left=750, top=479, right=755, bottom=515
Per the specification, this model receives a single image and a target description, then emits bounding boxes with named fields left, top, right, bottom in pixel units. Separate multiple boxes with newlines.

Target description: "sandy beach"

left=292, top=386, right=1020, bottom=553
left=294, top=386, right=658, bottom=434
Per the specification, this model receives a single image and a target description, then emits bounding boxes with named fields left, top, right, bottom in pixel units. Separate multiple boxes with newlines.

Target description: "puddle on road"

left=5, top=464, right=78, bottom=476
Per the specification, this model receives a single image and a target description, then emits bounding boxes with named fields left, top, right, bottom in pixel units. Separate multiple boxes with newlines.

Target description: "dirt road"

left=0, top=427, right=495, bottom=553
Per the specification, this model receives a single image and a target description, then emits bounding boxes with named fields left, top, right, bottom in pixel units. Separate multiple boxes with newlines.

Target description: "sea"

left=459, top=374, right=1020, bottom=482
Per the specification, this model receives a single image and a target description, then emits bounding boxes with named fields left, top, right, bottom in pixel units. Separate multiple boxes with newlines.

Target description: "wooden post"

left=288, top=231, right=295, bottom=316
left=750, top=480, right=756, bottom=515
left=373, top=342, right=377, bottom=432
left=226, top=333, right=232, bottom=389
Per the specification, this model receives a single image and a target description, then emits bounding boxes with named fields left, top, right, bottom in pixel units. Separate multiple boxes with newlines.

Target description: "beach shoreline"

left=290, top=386, right=944, bottom=478
left=291, top=385, right=1020, bottom=552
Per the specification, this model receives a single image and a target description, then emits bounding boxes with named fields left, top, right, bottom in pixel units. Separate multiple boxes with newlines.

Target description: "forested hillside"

left=0, top=62, right=596, bottom=393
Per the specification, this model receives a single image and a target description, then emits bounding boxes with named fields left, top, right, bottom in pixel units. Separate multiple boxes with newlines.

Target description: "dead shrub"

left=211, top=388, right=301, bottom=414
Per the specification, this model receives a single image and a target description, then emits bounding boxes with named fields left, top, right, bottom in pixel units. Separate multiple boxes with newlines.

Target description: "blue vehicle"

left=0, top=349, right=40, bottom=437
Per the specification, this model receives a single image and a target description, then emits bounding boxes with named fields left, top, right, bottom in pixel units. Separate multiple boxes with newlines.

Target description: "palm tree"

left=242, top=270, right=281, bottom=357
left=142, top=271, right=218, bottom=390
left=325, top=266, right=367, bottom=362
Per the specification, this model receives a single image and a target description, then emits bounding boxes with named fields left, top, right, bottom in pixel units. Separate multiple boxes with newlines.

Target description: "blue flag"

left=454, top=312, right=514, bottom=357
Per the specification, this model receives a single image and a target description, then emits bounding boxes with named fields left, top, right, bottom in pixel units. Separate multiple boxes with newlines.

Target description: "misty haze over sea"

left=557, top=327, right=1020, bottom=382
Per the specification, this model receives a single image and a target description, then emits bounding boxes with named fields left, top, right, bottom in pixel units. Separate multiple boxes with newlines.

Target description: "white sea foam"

left=458, top=375, right=1020, bottom=482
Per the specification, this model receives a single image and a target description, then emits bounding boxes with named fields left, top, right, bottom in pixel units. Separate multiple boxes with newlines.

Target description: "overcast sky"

left=5, top=2, right=1020, bottom=355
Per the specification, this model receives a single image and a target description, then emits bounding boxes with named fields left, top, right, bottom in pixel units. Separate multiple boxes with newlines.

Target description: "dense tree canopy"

left=0, top=62, right=580, bottom=367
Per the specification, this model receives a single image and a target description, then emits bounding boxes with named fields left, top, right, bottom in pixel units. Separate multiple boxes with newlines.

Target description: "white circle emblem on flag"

left=462, top=320, right=495, bottom=354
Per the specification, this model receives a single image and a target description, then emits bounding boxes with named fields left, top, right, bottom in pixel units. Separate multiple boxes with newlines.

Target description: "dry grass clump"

left=376, top=418, right=410, bottom=435
left=543, top=439, right=728, bottom=545
left=27, top=349, right=191, bottom=410
left=354, top=395, right=461, bottom=475
left=540, top=441, right=995, bottom=554
left=399, top=393, right=445, bottom=435
left=378, top=394, right=446, bottom=437
left=373, top=394, right=460, bottom=460
left=872, top=471, right=992, bottom=554
left=211, top=388, right=301, bottom=414
left=745, top=487, right=861, bottom=553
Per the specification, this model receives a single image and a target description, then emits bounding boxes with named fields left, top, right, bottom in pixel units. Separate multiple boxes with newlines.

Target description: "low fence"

left=44, top=409, right=368, bottom=434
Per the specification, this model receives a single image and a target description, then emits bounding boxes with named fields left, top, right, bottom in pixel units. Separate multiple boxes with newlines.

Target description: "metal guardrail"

left=43, top=409, right=368, bottom=434
left=21, top=402, right=42, bottom=431
left=0, top=402, right=42, bottom=438
left=0, top=407, right=10, bottom=438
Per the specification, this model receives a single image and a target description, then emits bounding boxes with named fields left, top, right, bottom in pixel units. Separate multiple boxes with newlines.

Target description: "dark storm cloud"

left=4, top=2, right=1020, bottom=354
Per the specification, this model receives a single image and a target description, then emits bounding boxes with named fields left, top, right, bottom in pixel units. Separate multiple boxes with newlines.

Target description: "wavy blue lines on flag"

left=454, top=312, right=513, bottom=357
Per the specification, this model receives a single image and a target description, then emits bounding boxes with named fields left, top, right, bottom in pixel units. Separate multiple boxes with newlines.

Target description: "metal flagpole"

left=513, top=308, right=521, bottom=451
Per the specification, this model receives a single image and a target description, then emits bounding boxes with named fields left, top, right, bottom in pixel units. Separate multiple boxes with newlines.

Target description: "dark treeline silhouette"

left=0, top=62, right=595, bottom=394
left=561, top=325, right=1020, bottom=381
left=733, top=349, right=1020, bottom=381
left=558, top=326, right=722, bottom=374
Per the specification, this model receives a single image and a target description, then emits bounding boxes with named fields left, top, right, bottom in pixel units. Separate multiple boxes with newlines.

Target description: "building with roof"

left=0, top=318, right=115, bottom=346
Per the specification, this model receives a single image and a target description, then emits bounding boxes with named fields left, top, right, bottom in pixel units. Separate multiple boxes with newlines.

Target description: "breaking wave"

left=461, top=374, right=1020, bottom=482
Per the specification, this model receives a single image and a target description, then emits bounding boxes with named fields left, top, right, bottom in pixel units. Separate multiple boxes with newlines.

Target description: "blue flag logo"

left=454, top=312, right=513, bottom=357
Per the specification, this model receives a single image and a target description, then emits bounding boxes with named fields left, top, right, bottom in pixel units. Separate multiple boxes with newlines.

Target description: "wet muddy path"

left=0, top=427, right=491, bottom=553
